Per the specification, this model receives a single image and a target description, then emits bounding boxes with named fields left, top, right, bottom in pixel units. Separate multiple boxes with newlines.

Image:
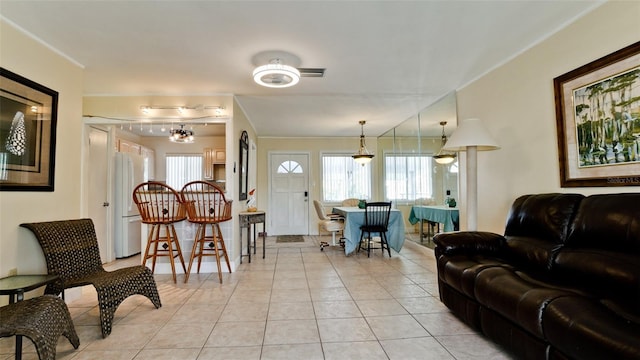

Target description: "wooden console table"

left=239, top=210, right=266, bottom=263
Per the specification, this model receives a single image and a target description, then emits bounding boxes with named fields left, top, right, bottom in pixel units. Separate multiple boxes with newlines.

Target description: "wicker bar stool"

left=133, top=181, right=187, bottom=283
left=181, top=181, right=233, bottom=283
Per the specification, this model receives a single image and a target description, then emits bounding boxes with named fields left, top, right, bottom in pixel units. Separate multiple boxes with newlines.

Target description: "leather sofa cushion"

left=504, top=193, right=584, bottom=244
left=554, top=249, right=640, bottom=311
left=505, top=236, right=563, bottom=273
left=475, top=267, right=575, bottom=338
left=566, top=193, right=640, bottom=252
left=437, top=254, right=507, bottom=298
left=543, top=296, right=640, bottom=360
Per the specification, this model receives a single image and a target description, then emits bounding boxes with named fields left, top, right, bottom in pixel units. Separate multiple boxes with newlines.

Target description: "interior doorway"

left=87, top=126, right=111, bottom=263
left=269, top=153, right=309, bottom=235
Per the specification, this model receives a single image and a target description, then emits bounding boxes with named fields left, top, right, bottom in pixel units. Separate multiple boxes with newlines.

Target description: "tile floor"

left=1, top=235, right=514, bottom=360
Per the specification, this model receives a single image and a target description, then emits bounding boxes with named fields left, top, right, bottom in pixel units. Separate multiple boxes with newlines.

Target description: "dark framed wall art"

left=554, top=41, right=640, bottom=187
left=0, top=68, right=58, bottom=191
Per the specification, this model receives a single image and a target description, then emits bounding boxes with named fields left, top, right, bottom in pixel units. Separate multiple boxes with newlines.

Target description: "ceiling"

left=0, top=1, right=604, bottom=138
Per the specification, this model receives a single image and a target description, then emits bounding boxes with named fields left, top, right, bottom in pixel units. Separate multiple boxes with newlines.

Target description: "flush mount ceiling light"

left=433, top=121, right=457, bottom=164
left=253, top=58, right=301, bottom=88
left=169, top=124, right=194, bottom=143
left=352, top=120, right=374, bottom=165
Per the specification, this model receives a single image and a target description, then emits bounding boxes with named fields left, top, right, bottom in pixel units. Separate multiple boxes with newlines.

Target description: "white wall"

left=0, top=20, right=84, bottom=298
left=456, top=1, right=640, bottom=233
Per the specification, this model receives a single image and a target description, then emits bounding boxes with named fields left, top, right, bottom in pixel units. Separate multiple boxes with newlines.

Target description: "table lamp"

left=442, top=118, right=500, bottom=230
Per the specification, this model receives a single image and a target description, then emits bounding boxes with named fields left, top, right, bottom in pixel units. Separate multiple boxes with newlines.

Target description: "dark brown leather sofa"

left=433, top=193, right=640, bottom=360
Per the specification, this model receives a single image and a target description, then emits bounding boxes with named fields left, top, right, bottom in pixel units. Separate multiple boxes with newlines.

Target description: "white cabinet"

left=203, top=148, right=225, bottom=180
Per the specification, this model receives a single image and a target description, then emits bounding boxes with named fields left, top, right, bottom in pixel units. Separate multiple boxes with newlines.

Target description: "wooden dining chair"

left=358, top=201, right=392, bottom=257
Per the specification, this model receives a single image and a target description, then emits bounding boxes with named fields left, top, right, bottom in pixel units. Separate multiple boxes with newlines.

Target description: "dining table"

left=331, top=206, right=406, bottom=255
left=408, top=205, right=459, bottom=234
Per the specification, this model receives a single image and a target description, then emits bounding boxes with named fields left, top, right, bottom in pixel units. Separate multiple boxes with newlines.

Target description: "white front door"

left=269, top=153, right=309, bottom=235
left=88, top=126, right=111, bottom=263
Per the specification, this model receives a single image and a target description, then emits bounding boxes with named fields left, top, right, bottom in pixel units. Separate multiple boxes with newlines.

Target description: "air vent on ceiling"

left=298, top=68, right=326, bottom=77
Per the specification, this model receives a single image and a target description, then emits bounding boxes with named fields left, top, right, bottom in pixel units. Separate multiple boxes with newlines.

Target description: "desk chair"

left=181, top=181, right=232, bottom=283
left=358, top=201, right=392, bottom=257
left=313, top=200, right=345, bottom=251
left=133, top=182, right=187, bottom=283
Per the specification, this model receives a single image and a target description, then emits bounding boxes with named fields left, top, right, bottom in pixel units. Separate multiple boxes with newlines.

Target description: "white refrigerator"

left=114, top=152, right=145, bottom=258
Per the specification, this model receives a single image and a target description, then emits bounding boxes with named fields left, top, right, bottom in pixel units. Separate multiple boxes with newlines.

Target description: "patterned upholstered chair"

left=20, top=219, right=162, bottom=338
left=0, top=295, right=79, bottom=360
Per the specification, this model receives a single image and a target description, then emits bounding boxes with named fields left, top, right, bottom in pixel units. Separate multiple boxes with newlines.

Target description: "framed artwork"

left=0, top=68, right=58, bottom=191
left=239, top=130, right=249, bottom=200
left=554, top=41, right=640, bottom=187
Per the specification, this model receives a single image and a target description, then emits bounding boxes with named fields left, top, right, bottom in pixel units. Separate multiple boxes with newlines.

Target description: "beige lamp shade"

left=443, top=118, right=500, bottom=151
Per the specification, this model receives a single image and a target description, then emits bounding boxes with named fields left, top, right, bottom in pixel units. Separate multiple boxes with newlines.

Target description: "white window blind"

left=384, top=154, right=433, bottom=201
left=321, top=154, right=371, bottom=202
left=165, top=154, right=202, bottom=190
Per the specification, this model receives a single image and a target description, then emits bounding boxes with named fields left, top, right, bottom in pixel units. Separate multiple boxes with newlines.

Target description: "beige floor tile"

left=396, top=295, right=449, bottom=314
left=65, top=349, right=139, bottom=360
left=309, top=287, right=351, bottom=302
left=356, top=299, right=408, bottom=316
left=322, top=340, right=389, bottom=360
left=270, top=288, right=311, bottom=302
left=414, top=312, right=477, bottom=336
left=317, top=318, right=376, bottom=342
left=218, top=301, right=269, bottom=322
left=169, top=303, right=224, bottom=324
left=84, top=323, right=162, bottom=350
left=366, top=314, right=430, bottom=340
left=205, top=321, right=265, bottom=347
left=197, top=346, right=262, bottom=360
left=313, top=300, right=362, bottom=319
left=380, top=337, right=455, bottom=360
left=268, top=301, right=315, bottom=320
left=134, top=348, right=201, bottom=360
left=263, top=319, right=320, bottom=345
left=146, top=322, right=214, bottom=349
left=261, top=343, right=325, bottom=360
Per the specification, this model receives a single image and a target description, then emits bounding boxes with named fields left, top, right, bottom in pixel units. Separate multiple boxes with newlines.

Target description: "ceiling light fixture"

left=352, top=120, right=374, bottom=165
left=169, top=124, right=194, bottom=143
left=253, top=58, right=300, bottom=88
left=433, top=121, right=457, bottom=164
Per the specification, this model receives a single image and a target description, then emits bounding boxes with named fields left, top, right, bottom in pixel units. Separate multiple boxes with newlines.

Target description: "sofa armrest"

left=433, top=231, right=506, bottom=257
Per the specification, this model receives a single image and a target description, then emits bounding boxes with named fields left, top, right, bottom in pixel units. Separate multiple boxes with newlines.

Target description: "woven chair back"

left=20, top=219, right=105, bottom=283
left=363, top=202, right=392, bottom=232
left=133, top=182, right=186, bottom=224
left=180, top=181, right=232, bottom=224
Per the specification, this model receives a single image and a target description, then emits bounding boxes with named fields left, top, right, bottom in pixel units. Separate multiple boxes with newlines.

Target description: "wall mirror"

left=239, top=130, right=248, bottom=200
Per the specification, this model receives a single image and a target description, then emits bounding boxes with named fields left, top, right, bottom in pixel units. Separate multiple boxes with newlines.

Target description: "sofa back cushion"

left=504, top=193, right=585, bottom=242
left=503, top=193, right=584, bottom=272
left=566, top=193, right=640, bottom=252
left=557, top=193, right=640, bottom=310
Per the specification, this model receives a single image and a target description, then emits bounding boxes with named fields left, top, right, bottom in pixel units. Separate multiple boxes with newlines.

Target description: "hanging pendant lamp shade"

left=352, top=120, right=374, bottom=165
left=433, top=121, right=456, bottom=164
left=169, top=124, right=194, bottom=143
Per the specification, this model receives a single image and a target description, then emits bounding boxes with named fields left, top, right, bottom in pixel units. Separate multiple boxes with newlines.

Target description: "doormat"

left=276, top=235, right=305, bottom=243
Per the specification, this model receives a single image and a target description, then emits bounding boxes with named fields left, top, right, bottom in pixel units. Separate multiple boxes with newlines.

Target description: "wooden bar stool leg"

left=210, top=224, right=224, bottom=283
left=142, top=224, right=155, bottom=269
left=151, top=224, right=161, bottom=273
left=215, top=223, right=232, bottom=274
left=196, top=225, right=206, bottom=274
left=165, top=224, right=178, bottom=283
left=184, top=224, right=202, bottom=283
left=171, top=224, right=187, bottom=273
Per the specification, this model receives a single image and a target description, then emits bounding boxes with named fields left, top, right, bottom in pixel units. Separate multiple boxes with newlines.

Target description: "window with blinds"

left=384, top=154, right=433, bottom=201
left=321, top=153, right=372, bottom=202
left=165, top=154, right=203, bottom=190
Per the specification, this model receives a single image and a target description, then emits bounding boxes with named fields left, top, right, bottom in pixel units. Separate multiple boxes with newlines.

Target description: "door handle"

left=103, top=202, right=110, bottom=207
left=304, top=191, right=308, bottom=197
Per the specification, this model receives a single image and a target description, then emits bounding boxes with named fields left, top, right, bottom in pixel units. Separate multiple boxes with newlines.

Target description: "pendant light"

left=169, top=124, right=194, bottom=143
left=352, top=120, right=374, bottom=165
left=433, top=121, right=456, bottom=164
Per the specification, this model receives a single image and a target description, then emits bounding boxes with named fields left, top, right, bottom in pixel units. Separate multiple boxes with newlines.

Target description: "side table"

left=239, top=210, right=266, bottom=263
left=0, top=274, right=60, bottom=360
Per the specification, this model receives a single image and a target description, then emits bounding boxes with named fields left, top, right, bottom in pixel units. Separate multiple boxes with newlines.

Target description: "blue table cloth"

left=408, top=205, right=459, bottom=232
left=332, top=206, right=405, bottom=255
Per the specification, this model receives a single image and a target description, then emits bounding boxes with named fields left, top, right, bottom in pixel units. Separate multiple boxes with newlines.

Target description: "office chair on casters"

left=313, top=200, right=345, bottom=251
left=358, top=201, right=392, bottom=257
